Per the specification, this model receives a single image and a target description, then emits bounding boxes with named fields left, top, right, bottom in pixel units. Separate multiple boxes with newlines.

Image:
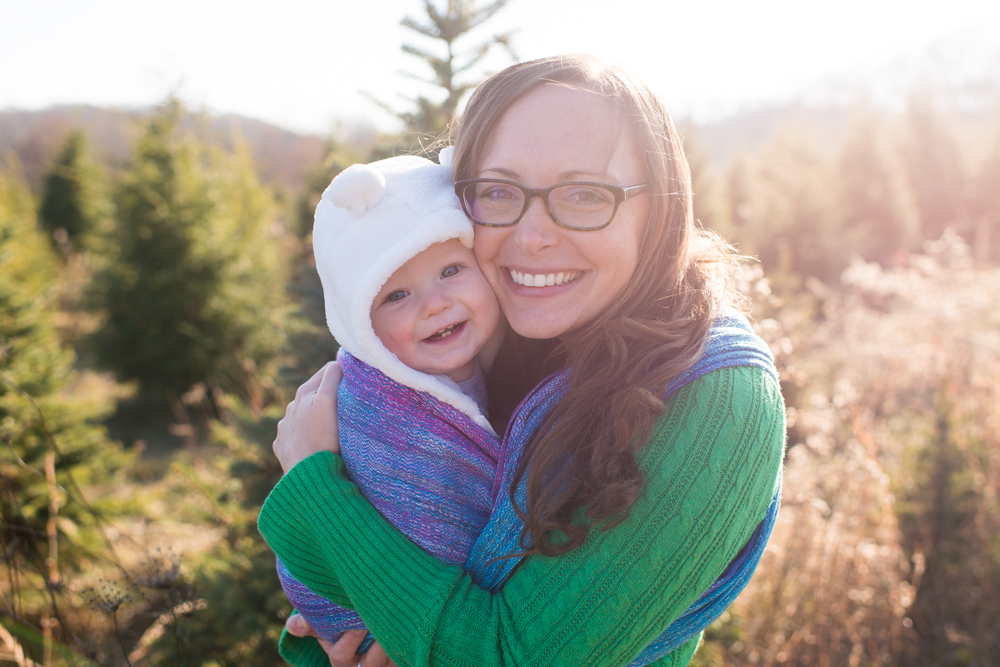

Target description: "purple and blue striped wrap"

left=277, top=349, right=501, bottom=650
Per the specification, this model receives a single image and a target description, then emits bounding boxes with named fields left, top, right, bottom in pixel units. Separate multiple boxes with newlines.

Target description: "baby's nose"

left=421, top=290, right=452, bottom=317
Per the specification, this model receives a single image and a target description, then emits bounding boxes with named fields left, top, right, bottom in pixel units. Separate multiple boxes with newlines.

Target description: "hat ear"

left=323, top=164, right=387, bottom=217
left=438, top=146, right=454, bottom=167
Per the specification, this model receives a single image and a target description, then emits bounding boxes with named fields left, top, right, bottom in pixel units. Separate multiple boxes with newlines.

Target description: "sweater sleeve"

left=259, top=365, right=785, bottom=667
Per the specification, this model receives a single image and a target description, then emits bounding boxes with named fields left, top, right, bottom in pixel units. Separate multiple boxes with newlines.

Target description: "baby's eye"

left=384, top=289, right=409, bottom=303
left=441, top=265, right=461, bottom=278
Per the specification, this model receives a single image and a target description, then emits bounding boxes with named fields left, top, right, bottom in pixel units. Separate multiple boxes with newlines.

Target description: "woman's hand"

left=273, top=361, right=343, bottom=474
left=285, top=615, right=398, bottom=667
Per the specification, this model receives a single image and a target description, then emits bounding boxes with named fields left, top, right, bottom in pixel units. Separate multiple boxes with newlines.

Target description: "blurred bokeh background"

left=2, top=1, right=999, bottom=665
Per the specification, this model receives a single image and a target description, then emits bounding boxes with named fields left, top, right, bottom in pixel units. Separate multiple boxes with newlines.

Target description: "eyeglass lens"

left=464, top=181, right=617, bottom=228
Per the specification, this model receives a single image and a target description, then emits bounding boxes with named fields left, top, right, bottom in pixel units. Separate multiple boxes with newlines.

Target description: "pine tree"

left=902, top=95, right=968, bottom=241
left=969, top=115, right=1000, bottom=264
left=144, top=394, right=289, bottom=666
left=293, top=139, right=359, bottom=239
left=0, top=164, right=132, bottom=664
left=90, top=101, right=288, bottom=407
left=834, top=109, right=919, bottom=266
left=682, top=127, right=725, bottom=235
left=724, top=153, right=755, bottom=237
left=38, top=131, right=104, bottom=251
left=366, top=0, right=517, bottom=139
left=731, top=128, right=846, bottom=283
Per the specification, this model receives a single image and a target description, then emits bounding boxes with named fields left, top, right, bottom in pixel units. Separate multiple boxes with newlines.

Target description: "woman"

left=263, top=55, right=785, bottom=667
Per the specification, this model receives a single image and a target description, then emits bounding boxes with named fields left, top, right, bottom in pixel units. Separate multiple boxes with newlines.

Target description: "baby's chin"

left=443, top=357, right=477, bottom=383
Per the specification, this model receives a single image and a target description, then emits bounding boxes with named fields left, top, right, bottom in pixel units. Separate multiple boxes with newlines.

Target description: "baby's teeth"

left=546, top=273, right=555, bottom=286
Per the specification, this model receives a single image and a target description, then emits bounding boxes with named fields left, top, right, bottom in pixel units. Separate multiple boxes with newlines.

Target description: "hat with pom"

left=312, top=148, right=498, bottom=431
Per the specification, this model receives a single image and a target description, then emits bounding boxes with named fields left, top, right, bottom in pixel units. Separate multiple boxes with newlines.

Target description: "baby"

left=276, top=150, right=505, bottom=655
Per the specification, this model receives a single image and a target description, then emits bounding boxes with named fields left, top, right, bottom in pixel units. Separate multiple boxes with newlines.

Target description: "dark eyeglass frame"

left=454, top=178, right=649, bottom=231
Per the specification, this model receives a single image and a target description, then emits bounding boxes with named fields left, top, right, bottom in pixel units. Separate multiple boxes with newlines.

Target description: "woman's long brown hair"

left=452, top=55, right=741, bottom=557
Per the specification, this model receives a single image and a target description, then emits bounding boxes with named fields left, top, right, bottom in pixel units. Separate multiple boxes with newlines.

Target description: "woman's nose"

left=514, top=197, right=559, bottom=254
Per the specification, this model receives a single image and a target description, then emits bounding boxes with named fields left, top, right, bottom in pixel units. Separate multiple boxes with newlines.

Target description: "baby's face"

left=370, top=239, right=500, bottom=382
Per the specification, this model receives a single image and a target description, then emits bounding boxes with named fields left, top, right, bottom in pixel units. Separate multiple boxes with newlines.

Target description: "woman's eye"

left=441, top=265, right=461, bottom=278
left=564, top=187, right=609, bottom=205
left=478, top=184, right=517, bottom=201
left=385, top=289, right=408, bottom=303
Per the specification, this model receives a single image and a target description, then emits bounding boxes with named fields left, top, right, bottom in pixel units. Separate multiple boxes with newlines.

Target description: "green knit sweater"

left=258, top=365, right=785, bottom=667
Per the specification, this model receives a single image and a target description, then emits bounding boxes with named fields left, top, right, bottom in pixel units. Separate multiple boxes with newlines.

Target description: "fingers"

left=317, top=629, right=368, bottom=667
left=360, top=641, right=397, bottom=667
left=316, top=361, right=343, bottom=399
left=296, top=361, right=334, bottom=401
left=284, top=614, right=316, bottom=638
left=284, top=616, right=392, bottom=667
left=273, top=361, right=343, bottom=473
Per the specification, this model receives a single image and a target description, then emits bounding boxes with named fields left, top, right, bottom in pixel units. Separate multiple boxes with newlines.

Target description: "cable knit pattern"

left=260, top=361, right=785, bottom=666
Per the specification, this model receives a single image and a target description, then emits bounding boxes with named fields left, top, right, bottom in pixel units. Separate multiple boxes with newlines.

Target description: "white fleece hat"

left=313, top=148, right=499, bottom=433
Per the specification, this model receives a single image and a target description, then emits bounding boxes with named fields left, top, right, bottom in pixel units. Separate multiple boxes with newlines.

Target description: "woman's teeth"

left=425, top=322, right=462, bottom=341
left=509, top=270, right=581, bottom=287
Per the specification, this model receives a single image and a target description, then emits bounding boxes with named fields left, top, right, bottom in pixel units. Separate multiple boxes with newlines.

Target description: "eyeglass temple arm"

left=622, top=184, right=648, bottom=201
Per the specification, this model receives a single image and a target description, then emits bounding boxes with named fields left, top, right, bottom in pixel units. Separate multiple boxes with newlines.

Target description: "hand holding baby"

left=273, top=360, right=343, bottom=474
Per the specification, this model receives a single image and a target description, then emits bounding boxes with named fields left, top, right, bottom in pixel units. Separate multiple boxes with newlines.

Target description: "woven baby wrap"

left=277, top=312, right=781, bottom=663
left=277, top=349, right=501, bottom=649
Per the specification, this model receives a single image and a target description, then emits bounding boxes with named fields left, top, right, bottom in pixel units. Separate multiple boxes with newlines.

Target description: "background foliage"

left=2, top=1, right=1000, bottom=665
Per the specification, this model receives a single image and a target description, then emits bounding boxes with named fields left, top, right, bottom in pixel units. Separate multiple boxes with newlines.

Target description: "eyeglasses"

left=454, top=179, right=648, bottom=231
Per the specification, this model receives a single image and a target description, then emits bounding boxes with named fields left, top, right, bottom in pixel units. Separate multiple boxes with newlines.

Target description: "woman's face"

left=472, top=84, right=649, bottom=340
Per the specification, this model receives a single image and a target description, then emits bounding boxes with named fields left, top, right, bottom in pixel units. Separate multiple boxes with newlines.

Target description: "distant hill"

left=0, top=105, right=328, bottom=195
left=3, top=85, right=993, bottom=200
left=2, top=102, right=848, bottom=194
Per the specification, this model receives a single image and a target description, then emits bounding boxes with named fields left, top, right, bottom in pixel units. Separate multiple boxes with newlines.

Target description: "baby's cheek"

left=375, top=319, right=411, bottom=359
left=471, top=280, right=499, bottom=319
left=385, top=330, right=410, bottom=356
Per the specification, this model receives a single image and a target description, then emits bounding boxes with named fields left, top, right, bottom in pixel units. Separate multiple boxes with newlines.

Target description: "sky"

left=2, top=0, right=1000, bottom=135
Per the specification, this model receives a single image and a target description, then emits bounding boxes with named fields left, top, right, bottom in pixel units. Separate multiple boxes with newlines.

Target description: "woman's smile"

left=506, top=269, right=582, bottom=288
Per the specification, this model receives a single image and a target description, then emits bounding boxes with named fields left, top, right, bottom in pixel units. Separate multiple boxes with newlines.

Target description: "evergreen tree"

left=902, top=95, right=968, bottom=241
left=969, top=115, right=1000, bottom=264
left=38, top=131, right=104, bottom=251
left=834, top=110, right=919, bottom=266
left=0, top=164, right=132, bottom=664
left=733, top=128, right=846, bottom=283
left=724, top=153, right=755, bottom=238
left=90, top=101, right=288, bottom=406
left=145, top=394, right=289, bottom=666
left=366, top=0, right=517, bottom=138
left=293, top=139, right=358, bottom=239
left=682, top=127, right=725, bottom=235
